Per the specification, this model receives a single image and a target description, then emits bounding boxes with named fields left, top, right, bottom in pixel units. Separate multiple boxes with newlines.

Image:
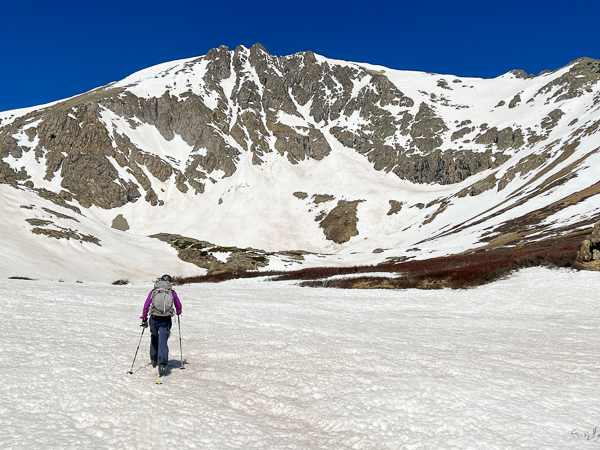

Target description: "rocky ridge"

left=1, top=46, right=600, bottom=277
left=2, top=44, right=577, bottom=209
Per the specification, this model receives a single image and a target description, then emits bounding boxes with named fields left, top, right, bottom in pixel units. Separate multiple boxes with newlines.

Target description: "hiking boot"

left=158, top=364, right=167, bottom=377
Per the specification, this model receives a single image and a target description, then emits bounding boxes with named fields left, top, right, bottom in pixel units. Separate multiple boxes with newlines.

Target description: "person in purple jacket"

left=140, top=274, right=182, bottom=377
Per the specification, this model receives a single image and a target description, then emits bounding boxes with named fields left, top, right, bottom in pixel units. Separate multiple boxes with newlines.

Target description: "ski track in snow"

left=2, top=267, right=600, bottom=449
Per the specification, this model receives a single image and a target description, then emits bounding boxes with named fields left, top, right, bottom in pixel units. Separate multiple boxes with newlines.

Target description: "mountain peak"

left=1, top=46, right=599, bottom=280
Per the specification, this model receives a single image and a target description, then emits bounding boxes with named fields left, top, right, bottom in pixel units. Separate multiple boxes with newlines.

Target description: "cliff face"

left=1, top=45, right=600, bottom=272
left=2, top=43, right=575, bottom=209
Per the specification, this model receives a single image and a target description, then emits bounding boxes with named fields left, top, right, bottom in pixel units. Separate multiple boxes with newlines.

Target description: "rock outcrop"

left=0, top=43, right=560, bottom=210
left=578, top=221, right=600, bottom=262
left=150, top=233, right=270, bottom=274
left=318, top=200, right=362, bottom=244
left=111, top=214, right=130, bottom=231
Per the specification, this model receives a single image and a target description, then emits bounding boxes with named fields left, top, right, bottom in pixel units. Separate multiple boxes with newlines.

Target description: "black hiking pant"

left=149, top=315, right=172, bottom=366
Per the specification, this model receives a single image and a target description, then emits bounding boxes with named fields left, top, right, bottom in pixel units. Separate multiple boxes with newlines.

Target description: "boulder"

left=293, top=192, right=308, bottom=200
left=590, top=220, right=600, bottom=244
left=111, top=214, right=130, bottom=231
left=579, top=240, right=593, bottom=262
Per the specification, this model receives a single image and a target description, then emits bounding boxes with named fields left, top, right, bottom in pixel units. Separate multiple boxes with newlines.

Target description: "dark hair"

left=160, top=274, right=172, bottom=282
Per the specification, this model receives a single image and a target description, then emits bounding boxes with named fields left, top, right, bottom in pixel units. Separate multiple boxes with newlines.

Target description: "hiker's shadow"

left=168, top=359, right=188, bottom=373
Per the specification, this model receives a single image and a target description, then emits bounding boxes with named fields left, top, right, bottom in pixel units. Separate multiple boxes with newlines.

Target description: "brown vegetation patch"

left=297, top=235, right=581, bottom=290
left=172, top=270, right=286, bottom=285
left=172, top=234, right=582, bottom=289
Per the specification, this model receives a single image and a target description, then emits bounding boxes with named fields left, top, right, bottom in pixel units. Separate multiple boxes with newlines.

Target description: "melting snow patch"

left=325, top=271, right=403, bottom=281
left=211, top=251, right=230, bottom=263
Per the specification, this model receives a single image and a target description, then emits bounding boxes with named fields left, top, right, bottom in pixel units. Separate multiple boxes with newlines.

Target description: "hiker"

left=140, top=274, right=182, bottom=377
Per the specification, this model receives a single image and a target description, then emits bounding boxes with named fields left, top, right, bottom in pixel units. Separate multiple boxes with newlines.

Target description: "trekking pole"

left=127, top=327, right=145, bottom=374
left=178, top=315, right=185, bottom=369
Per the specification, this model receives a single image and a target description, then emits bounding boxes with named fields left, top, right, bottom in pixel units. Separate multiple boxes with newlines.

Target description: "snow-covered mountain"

left=1, top=43, right=599, bottom=281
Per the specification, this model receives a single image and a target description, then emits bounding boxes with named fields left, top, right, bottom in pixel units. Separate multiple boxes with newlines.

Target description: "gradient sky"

left=1, top=0, right=598, bottom=112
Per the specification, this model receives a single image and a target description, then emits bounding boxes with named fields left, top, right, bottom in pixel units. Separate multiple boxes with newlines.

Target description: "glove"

left=141, top=319, right=148, bottom=328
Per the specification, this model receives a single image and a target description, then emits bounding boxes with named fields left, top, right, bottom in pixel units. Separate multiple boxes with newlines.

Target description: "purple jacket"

left=141, top=289, right=182, bottom=320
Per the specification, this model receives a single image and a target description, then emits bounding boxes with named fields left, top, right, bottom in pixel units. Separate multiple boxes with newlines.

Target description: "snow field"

left=2, top=267, right=600, bottom=449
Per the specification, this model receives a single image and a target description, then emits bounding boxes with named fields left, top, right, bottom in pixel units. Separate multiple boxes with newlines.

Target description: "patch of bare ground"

left=422, top=200, right=450, bottom=225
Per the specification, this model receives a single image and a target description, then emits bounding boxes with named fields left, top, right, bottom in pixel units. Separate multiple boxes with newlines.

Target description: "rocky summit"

left=1, top=44, right=600, bottom=281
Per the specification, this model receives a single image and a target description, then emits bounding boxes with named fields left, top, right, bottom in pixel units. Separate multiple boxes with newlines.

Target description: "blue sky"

left=1, top=0, right=598, bottom=112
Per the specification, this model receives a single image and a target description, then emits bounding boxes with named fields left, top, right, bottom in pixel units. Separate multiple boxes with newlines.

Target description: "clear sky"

left=1, top=0, right=598, bottom=112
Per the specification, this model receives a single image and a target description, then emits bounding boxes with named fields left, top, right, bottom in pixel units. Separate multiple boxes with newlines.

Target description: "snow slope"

left=3, top=267, right=600, bottom=449
left=0, top=185, right=201, bottom=282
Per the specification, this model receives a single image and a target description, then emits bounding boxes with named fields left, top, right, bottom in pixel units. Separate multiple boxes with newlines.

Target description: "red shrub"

left=174, top=235, right=581, bottom=289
